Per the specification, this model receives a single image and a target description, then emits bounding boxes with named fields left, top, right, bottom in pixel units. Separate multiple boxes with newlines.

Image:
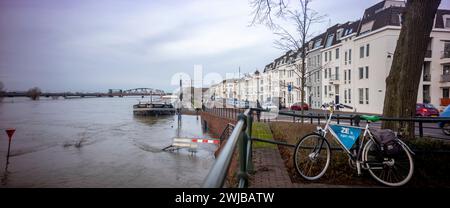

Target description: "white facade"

left=206, top=0, right=450, bottom=114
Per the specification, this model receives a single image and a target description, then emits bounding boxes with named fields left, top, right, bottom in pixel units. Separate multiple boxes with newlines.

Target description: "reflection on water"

left=0, top=97, right=215, bottom=187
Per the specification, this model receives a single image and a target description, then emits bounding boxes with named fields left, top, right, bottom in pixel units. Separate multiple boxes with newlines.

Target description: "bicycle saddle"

left=360, top=115, right=380, bottom=122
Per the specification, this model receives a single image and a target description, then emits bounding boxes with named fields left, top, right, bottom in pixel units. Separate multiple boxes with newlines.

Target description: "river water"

left=0, top=97, right=216, bottom=187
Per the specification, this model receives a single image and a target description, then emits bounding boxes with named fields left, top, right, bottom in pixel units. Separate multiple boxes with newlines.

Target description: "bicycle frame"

left=317, top=108, right=377, bottom=174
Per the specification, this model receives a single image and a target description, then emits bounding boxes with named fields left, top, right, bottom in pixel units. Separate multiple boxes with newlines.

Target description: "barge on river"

left=133, top=95, right=177, bottom=116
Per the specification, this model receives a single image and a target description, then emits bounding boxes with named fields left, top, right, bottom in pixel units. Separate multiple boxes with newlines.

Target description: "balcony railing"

left=329, top=74, right=340, bottom=85
left=423, top=74, right=431, bottom=82
left=425, top=50, right=432, bottom=58
left=442, top=50, right=450, bottom=59
left=441, top=74, right=450, bottom=82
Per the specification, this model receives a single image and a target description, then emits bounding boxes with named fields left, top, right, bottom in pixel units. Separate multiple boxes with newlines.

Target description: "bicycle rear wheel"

left=363, top=139, right=414, bottom=187
left=293, top=133, right=331, bottom=180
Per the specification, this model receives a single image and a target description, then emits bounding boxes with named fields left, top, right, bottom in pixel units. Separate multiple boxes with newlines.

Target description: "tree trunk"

left=382, top=0, right=440, bottom=139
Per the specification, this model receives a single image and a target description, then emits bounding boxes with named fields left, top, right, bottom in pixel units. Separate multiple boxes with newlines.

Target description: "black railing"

left=261, top=110, right=450, bottom=139
left=201, top=108, right=450, bottom=188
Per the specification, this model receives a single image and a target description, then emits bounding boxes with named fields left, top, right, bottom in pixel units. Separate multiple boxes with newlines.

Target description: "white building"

left=304, top=0, right=449, bottom=114
left=206, top=0, right=450, bottom=114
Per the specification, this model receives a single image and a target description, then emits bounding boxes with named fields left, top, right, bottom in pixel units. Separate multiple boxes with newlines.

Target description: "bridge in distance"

left=3, top=88, right=167, bottom=98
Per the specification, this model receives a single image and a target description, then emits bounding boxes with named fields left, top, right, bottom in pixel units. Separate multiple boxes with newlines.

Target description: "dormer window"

left=314, top=38, right=322, bottom=48
left=360, top=21, right=374, bottom=35
left=445, top=17, right=450, bottom=28
left=337, top=29, right=343, bottom=39
left=325, top=33, right=334, bottom=47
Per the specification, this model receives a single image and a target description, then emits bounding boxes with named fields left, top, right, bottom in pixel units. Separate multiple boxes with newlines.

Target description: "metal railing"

left=202, top=109, right=252, bottom=188
left=269, top=110, right=450, bottom=139
left=203, top=107, right=245, bottom=120
left=441, top=74, right=450, bottom=82
left=441, top=50, right=450, bottom=59
left=202, top=108, right=450, bottom=188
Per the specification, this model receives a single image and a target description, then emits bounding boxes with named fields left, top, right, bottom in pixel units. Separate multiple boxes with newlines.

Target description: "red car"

left=416, top=103, right=439, bottom=117
left=291, top=102, right=309, bottom=111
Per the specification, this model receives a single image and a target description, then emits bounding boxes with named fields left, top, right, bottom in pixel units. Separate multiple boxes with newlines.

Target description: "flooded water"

left=0, top=97, right=216, bottom=187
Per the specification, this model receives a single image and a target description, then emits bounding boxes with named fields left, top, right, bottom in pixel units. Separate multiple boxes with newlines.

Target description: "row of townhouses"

left=206, top=0, right=450, bottom=114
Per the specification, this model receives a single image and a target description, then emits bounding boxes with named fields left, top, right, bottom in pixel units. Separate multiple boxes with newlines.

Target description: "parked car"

left=439, top=105, right=450, bottom=135
left=290, top=102, right=309, bottom=111
left=416, top=103, right=439, bottom=117
left=261, top=102, right=278, bottom=111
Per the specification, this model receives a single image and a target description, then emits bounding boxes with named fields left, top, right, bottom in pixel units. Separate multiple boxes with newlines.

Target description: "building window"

left=348, top=49, right=352, bottom=64
left=344, top=70, right=347, bottom=84
left=314, top=38, right=322, bottom=48
left=325, top=85, right=328, bottom=96
left=325, top=52, right=328, bottom=62
left=329, top=51, right=332, bottom=61
left=359, top=88, right=364, bottom=104
left=444, top=65, right=450, bottom=75
left=344, top=51, right=348, bottom=65
left=336, top=48, right=339, bottom=59
left=365, top=88, right=369, bottom=104
left=445, top=18, right=450, bottom=28
left=360, top=46, right=364, bottom=58
left=366, top=44, right=370, bottom=57
left=359, top=67, right=364, bottom=79
left=344, top=90, right=347, bottom=103
left=335, top=67, right=339, bottom=80
left=348, top=89, right=352, bottom=103
left=365, top=66, right=369, bottom=79
left=326, top=33, right=334, bottom=47
left=444, top=88, right=450, bottom=98
left=348, top=69, right=351, bottom=83
left=324, top=69, right=328, bottom=78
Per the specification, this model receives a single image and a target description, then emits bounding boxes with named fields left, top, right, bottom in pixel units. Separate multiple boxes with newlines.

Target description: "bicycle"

left=293, top=103, right=415, bottom=187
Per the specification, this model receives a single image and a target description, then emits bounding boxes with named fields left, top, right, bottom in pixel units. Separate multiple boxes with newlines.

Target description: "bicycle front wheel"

left=363, top=139, right=414, bottom=187
left=293, top=133, right=331, bottom=180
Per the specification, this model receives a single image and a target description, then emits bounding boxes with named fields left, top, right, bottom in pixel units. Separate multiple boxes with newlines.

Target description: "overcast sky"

left=0, top=0, right=449, bottom=92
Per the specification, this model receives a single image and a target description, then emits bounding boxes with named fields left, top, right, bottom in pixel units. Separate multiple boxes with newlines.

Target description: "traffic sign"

left=6, top=128, right=15, bottom=140
left=4, top=128, right=16, bottom=170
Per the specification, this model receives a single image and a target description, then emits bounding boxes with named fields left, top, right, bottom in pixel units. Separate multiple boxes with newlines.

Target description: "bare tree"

left=27, top=87, right=42, bottom=100
left=250, top=0, right=325, bottom=121
left=382, top=0, right=441, bottom=138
